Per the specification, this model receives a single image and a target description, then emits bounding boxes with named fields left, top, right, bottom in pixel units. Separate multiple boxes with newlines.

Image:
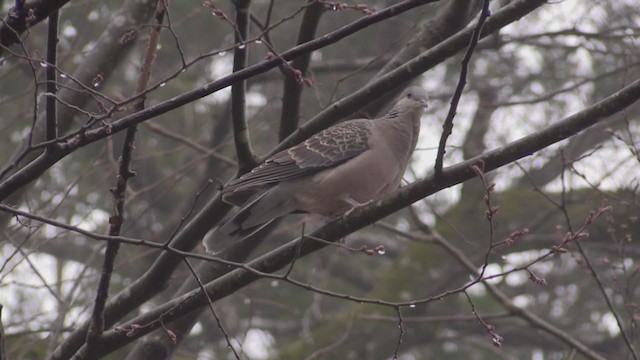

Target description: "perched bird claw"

left=343, top=198, right=374, bottom=217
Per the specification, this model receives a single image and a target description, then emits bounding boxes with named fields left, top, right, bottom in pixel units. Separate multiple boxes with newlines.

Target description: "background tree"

left=0, top=0, right=639, bottom=359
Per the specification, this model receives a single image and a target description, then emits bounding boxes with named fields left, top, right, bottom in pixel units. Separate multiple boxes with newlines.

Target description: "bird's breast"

left=288, top=146, right=403, bottom=215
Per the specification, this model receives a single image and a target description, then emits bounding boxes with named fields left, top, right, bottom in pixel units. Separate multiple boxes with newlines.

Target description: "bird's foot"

left=343, top=197, right=374, bottom=217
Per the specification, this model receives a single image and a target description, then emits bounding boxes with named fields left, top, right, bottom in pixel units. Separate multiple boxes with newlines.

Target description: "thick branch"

left=231, top=0, right=256, bottom=170
left=70, top=73, right=640, bottom=359
left=0, top=0, right=157, bottom=222
left=0, top=0, right=69, bottom=56
left=278, top=0, right=324, bottom=140
left=362, top=0, right=483, bottom=116
left=0, top=0, right=439, bottom=202
left=273, top=0, right=547, bottom=158
left=44, top=10, right=58, bottom=144
left=372, top=0, right=482, bottom=81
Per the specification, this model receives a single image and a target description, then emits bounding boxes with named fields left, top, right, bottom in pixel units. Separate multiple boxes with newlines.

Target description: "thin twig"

left=464, top=291, right=504, bottom=348
left=183, top=258, right=240, bottom=360
left=85, top=0, right=166, bottom=356
left=556, top=163, right=638, bottom=360
left=472, top=163, right=499, bottom=280
left=166, top=179, right=215, bottom=243
left=0, top=0, right=549, bottom=203
left=434, top=0, right=491, bottom=176
left=392, top=307, right=405, bottom=359
left=303, top=233, right=387, bottom=256
left=359, top=312, right=512, bottom=323
left=143, top=121, right=236, bottom=165
left=0, top=200, right=615, bottom=360
left=283, top=223, right=306, bottom=278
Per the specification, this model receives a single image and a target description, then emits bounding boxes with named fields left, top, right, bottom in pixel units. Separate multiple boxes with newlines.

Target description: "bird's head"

left=391, top=86, right=429, bottom=115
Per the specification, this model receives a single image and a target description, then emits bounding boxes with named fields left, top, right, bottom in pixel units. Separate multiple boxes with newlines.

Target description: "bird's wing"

left=222, top=119, right=373, bottom=203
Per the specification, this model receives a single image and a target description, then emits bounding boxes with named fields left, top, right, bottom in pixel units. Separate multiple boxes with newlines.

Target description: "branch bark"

left=363, top=0, right=484, bottom=116
left=278, top=0, right=324, bottom=140
left=274, top=0, right=548, bottom=158
left=0, top=0, right=69, bottom=56
left=230, top=0, right=256, bottom=170
left=0, top=0, right=439, bottom=202
left=69, top=72, right=640, bottom=360
left=0, top=0, right=157, bottom=223
left=85, top=0, right=165, bottom=356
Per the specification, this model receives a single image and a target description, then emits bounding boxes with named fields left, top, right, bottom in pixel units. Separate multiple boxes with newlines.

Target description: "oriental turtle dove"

left=204, top=86, right=429, bottom=253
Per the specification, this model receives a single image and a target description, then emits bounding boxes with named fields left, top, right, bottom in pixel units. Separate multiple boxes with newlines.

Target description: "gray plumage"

left=203, top=86, right=429, bottom=253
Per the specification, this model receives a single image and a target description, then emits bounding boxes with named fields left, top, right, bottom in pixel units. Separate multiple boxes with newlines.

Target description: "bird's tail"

left=203, top=187, right=293, bottom=253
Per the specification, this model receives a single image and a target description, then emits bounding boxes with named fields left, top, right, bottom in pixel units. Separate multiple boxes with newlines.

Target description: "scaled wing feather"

left=222, top=119, right=373, bottom=199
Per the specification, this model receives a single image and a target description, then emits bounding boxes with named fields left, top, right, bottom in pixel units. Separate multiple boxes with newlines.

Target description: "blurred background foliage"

left=0, top=0, right=639, bottom=359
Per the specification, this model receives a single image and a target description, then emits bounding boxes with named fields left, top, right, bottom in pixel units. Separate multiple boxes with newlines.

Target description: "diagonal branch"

left=554, top=166, right=638, bottom=360
left=273, top=0, right=547, bottom=159
left=0, top=0, right=69, bottom=56
left=0, top=0, right=157, bottom=225
left=182, top=258, right=241, bottom=359
left=362, top=0, right=484, bottom=117
left=68, top=72, right=640, bottom=359
left=0, top=0, right=440, bottom=202
left=431, top=228, right=606, bottom=360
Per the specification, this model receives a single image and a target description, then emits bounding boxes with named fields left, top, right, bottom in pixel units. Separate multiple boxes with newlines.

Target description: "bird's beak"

left=420, top=99, right=429, bottom=109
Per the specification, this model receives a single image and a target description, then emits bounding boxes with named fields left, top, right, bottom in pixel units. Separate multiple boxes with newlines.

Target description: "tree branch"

left=434, top=0, right=490, bottom=177
left=44, top=10, right=58, bottom=145
left=85, top=0, right=166, bottom=355
left=0, top=0, right=69, bottom=56
left=0, top=0, right=439, bottom=202
left=362, top=0, right=484, bottom=116
left=0, top=0, right=157, bottom=224
left=273, top=0, right=547, bottom=159
left=69, top=72, right=640, bottom=359
left=429, top=228, right=606, bottom=360
left=231, top=0, right=256, bottom=170
left=0, top=305, right=5, bottom=360
left=278, top=0, right=324, bottom=140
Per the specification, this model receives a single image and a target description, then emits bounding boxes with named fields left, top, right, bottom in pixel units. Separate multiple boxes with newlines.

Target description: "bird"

left=203, top=86, right=429, bottom=253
